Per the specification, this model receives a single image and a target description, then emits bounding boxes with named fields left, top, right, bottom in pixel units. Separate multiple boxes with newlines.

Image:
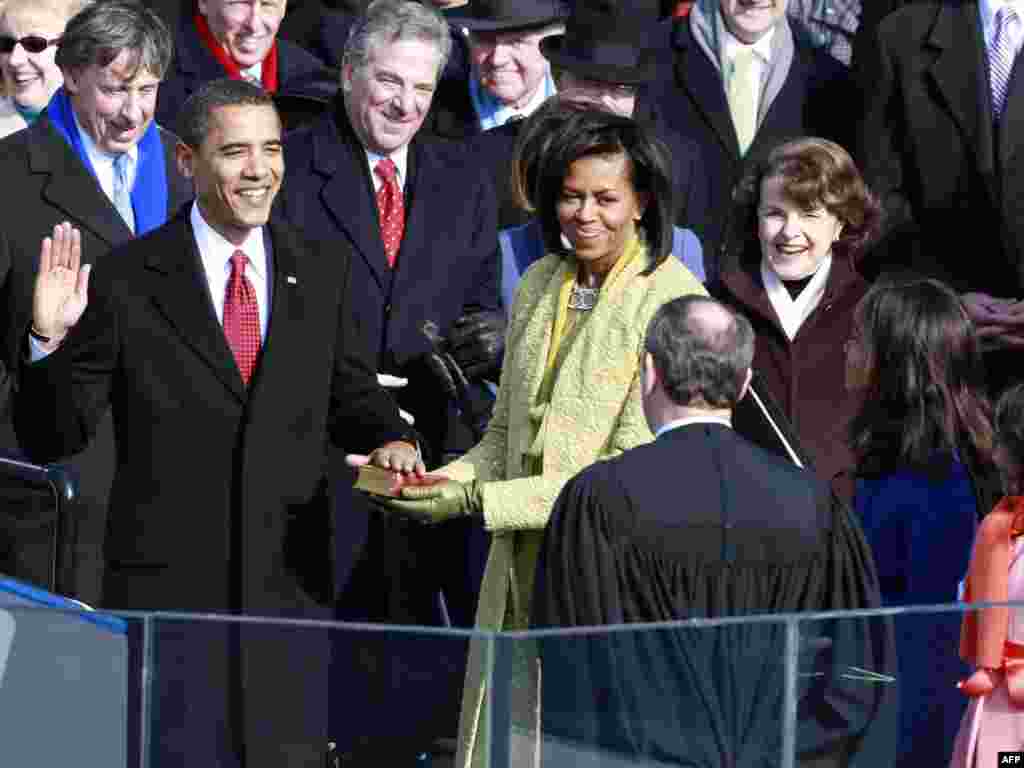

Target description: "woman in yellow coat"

left=379, top=105, right=706, bottom=766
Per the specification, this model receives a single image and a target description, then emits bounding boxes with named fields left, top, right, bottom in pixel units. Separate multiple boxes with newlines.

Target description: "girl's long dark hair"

left=849, top=278, right=994, bottom=476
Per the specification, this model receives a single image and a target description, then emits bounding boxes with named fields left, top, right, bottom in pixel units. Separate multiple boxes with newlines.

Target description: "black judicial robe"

left=531, top=421, right=898, bottom=768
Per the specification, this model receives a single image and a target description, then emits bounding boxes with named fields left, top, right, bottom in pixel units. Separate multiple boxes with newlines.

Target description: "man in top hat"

left=425, top=0, right=566, bottom=139
left=154, top=0, right=339, bottom=130
left=640, top=0, right=855, bottom=280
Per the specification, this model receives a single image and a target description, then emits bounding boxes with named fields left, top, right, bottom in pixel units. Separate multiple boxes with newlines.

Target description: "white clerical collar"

left=364, top=143, right=410, bottom=190
left=190, top=200, right=267, bottom=281
left=655, top=415, right=733, bottom=439
left=721, top=20, right=775, bottom=65
left=761, top=254, right=832, bottom=341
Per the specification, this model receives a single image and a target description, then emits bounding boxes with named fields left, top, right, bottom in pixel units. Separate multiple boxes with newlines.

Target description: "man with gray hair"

left=279, top=0, right=500, bottom=761
left=0, top=0, right=191, bottom=604
left=532, top=295, right=894, bottom=767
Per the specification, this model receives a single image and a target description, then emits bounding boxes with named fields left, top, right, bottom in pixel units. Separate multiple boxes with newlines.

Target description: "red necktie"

left=375, top=158, right=405, bottom=268
left=224, top=250, right=261, bottom=385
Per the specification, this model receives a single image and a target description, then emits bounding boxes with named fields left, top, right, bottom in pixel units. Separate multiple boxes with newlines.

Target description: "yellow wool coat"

left=437, top=250, right=706, bottom=767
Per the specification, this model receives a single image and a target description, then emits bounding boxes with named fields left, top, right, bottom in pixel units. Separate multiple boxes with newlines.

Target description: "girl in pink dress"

left=951, top=384, right=1024, bottom=767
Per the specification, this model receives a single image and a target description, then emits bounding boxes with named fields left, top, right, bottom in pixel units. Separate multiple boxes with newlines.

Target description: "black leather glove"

left=421, top=322, right=495, bottom=442
left=447, top=310, right=506, bottom=381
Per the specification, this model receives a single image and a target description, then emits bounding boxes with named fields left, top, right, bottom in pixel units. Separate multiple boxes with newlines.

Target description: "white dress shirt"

left=364, top=144, right=410, bottom=194
left=981, top=0, right=1024, bottom=55
left=190, top=201, right=271, bottom=342
left=72, top=108, right=138, bottom=204
left=721, top=23, right=776, bottom=118
left=655, top=415, right=733, bottom=439
left=487, top=79, right=551, bottom=127
left=241, top=62, right=262, bottom=83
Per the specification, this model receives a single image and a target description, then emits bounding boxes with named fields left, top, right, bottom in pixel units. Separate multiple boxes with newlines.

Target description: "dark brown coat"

left=711, top=254, right=868, bottom=502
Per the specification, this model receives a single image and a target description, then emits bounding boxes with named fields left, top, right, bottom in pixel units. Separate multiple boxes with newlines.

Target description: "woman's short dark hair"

left=731, top=137, right=882, bottom=265
left=848, top=278, right=994, bottom=476
left=521, top=102, right=675, bottom=272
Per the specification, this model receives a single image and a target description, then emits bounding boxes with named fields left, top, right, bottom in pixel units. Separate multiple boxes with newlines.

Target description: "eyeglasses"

left=0, top=35, right=61, bottom=55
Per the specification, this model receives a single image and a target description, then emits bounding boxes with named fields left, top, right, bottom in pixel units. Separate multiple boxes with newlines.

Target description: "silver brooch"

left=568, top=284, right=600, bottom=311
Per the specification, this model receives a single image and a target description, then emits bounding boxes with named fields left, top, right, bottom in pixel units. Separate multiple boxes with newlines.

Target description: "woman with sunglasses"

left=0, top=0, right=83, bottom=137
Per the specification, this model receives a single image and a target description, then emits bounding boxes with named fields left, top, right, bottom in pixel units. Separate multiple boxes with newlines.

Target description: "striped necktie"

left=112, top=153, right=135, bottom=234
left=990, top=5, right=1021, bottom=120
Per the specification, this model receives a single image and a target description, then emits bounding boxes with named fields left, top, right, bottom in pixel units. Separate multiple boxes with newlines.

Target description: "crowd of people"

left=0, top=0, right=1021, bottom=766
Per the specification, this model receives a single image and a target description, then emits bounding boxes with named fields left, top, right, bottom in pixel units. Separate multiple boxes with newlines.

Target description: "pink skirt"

left=949, top=682, right=1024, bottom=767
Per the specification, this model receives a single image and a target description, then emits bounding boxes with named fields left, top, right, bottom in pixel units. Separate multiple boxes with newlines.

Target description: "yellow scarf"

left=542, top=232, right=645, bottom=378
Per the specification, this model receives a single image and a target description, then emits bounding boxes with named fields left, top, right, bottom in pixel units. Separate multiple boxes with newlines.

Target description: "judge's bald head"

left=643, top=296, right=754, bottom=412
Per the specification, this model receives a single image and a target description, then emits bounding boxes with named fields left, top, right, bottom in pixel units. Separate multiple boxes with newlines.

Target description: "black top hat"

left=459, top=0, right=568, bottom=32
left=540, top=0, right=658, bottom=84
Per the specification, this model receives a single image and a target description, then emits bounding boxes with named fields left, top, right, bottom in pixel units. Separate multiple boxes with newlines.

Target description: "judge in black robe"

left=531, top=296, right=897, bottom=768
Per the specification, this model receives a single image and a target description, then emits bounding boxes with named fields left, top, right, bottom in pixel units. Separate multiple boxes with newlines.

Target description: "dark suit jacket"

left=0, top=114, right=191, bottom=603
left=155, top=14, right=338, bottom=132
left=14, top=209, right=409, bottom=767
left=642, top=19, right=856, bottom=279
left=279, top=97, right=501, bottom=464
left=425, top=72, right=480, bottom=141
left=532, top=424, right=896, bottom=767
left=855, top=1, right=1024, bottom=295
left=280, top=98, right=499, bottom=753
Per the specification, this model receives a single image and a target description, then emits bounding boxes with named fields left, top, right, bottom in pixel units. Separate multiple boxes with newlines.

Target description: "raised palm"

left=32, top=223, right=90, bottom=344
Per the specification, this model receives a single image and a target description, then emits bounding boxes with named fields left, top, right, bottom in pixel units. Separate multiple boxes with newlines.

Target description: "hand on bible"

left=346, top=441, right=425, bottom=476
left=32, top=222, right=89, bottom=350
left=381, top=479, right=483, bottom=525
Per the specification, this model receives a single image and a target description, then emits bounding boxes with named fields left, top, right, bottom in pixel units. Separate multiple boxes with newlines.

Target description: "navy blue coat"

left=279, top=97, right=500, bottom=758
left=855, top=461, right=980, bottom=768
left=278, top=98, right=500, bottom=464
left=155, top=14, right=338, bottom=132
left=640, top=19, right=856, bottom=280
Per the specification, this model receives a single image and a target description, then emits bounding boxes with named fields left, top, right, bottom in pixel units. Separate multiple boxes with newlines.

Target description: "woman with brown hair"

left=711, top=136, right=882, bottom=501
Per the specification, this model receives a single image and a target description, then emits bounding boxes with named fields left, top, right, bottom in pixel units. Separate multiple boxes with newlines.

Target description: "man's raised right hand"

left=32, top=222, right=89, bottom=351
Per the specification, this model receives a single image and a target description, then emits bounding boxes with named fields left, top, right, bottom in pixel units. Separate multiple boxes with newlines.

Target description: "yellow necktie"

left=727, top=49, right=758, bottom=155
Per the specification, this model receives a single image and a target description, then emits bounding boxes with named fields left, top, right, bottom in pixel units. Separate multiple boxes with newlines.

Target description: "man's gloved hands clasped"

left=447, top=310, right=506, bottom=381
left=381, top=478, right=484, bottom=525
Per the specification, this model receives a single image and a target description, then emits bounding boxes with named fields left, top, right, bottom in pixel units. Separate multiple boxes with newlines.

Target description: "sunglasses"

left=0, top=35, right=61, bottom=55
